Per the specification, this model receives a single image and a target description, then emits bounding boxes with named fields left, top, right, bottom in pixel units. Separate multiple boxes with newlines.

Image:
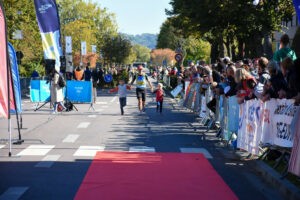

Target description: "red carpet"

left=75, top=152, right=238, bottom=200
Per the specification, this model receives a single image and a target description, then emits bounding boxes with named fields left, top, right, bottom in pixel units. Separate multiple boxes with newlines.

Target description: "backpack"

left=64, top=100, right=73, bottom=112
left=58, top=74, right=66, bottom=88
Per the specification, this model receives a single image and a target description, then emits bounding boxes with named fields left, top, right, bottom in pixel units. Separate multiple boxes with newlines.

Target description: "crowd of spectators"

left=163, top=34, right=300, bottom=107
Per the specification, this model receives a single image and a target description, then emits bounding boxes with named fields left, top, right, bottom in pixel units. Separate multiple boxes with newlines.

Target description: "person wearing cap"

left=130, top=65, right=153, bottom=112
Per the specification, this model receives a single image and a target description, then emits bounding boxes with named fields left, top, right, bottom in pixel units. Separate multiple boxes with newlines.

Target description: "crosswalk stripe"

left=63, top=134, right=80, bottom=143
left=17, top=145, right=55, bottom=156
left=77, top=122, right=90, bottom=129
left=110, top=97, right=117, bottom=103
left=35, top=155, right=61, bottom=168
left=73, top=146, right=105, bottom=157
left=180, top=148, right=213, bottom=159
left=129, top=146, right=155, bottom=152
left=0, top=145, right=5, bottom=149
left=88, top=115, right=97, bottom=118
left=0, top=187, right=29, bottom=200
left=95, top=102, right=108, bottom=105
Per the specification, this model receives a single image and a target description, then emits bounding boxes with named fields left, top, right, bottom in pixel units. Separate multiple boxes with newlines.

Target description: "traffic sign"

left=175, top=53, right=183, bottom=62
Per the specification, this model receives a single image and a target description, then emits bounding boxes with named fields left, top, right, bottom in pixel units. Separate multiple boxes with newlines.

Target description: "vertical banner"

left=293, top=0, right=300, bottom=22
left=8, top=43, right=22, bottom=113
left=65, top=36, right=72, bottom=54
left=289, top=108, right=300, bottom=177
left=91, top=45, right=97, bottom=53
left=34, top=0, right=62, bottom=70
left=81, top=41, right=87, bottom=56
left=0, top=3, right=10, bottom=118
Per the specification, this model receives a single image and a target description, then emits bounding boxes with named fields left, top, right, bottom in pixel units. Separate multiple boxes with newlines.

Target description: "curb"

left=250, top=160, right=300, bottom=200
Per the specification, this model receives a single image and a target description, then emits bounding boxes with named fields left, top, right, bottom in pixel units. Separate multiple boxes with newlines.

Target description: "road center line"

left=0, top=187, right=29, bottom=200
left=63, top=134, right=80, bottom=143
left=35, top=155, right=61, bottom=168
left=77, top=122, right=90, bottom=129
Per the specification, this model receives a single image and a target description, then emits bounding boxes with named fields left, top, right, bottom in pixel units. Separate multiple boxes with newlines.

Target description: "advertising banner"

left=34, top=0, right=62, bottom=70
left=66, top=81, right=92, bottom=103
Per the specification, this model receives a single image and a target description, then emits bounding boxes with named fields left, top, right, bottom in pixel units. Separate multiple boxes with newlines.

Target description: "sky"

left=94, top=0, right=172, bottom=35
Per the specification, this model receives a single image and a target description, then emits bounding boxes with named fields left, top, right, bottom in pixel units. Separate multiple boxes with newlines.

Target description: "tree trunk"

left=237, top=38, right=245, bottom=60
left=263, top=33, right=273, bottom=59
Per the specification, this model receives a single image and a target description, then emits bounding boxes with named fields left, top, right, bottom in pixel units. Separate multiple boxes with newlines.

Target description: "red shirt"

left=155, top=89, right=164, bottom=102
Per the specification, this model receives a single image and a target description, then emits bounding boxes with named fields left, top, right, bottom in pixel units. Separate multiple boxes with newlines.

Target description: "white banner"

left=65, top=36, right=72, bottom=53
left=237, top=99, right=262, bottom=155
left=91, top=45, right=97, bottom=53
left=171, top=84, right=183, bottom=98
left=81, top=41, right=87, bottom=55
left=272, top=99, right=296, bottom=147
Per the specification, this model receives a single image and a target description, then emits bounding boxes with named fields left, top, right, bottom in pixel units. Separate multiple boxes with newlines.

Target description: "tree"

left=150, top=49, right=176, bottom=66
left=132, top=44, right=151, bottom=62
left=167, top=0, right=295, bottom=60
left=102, top=34, right=133, bottom=66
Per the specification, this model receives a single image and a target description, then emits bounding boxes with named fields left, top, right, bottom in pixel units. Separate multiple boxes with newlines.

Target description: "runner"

left=130, top=65, right=153, bottom=112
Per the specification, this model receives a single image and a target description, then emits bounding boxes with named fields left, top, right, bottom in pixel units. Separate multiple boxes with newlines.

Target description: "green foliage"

left=132, top=44, right=151, bottom=62
left=19, top=61, right=45, bottom=77
left=123, top=33, right=157, bottom=49
left=167, top=0, right=296, bottom=59
left=102, top=34, right=133, bottom=65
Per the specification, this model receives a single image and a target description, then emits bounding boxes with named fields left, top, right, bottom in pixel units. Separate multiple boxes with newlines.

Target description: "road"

left=0, top=78, right=284, bottom=200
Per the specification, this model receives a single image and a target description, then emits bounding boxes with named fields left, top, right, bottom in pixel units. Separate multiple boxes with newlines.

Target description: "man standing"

left=273, top=34, right=297, bottom=63
left=130, top=65, right=153, bottom=112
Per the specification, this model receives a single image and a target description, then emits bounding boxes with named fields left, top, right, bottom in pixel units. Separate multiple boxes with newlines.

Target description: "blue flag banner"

left=66, top=81, right=92, bottom=103
left=8, top=43, right=22, bottom=113
left=34, top=0, right=62, bottom=70
left=294, top=0, right=300, bottom=22
left=30, top=80, right=51, bottom=102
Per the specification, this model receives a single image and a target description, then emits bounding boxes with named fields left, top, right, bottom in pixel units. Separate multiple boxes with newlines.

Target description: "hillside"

left=122, top=33, right=157, bottom=49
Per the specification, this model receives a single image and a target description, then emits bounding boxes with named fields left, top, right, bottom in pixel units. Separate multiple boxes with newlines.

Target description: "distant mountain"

left=122, top=33, right=157, bottom=49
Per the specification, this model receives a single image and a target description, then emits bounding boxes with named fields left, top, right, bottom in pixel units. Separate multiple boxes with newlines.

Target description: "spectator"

left=273, top=34, right=297, bottom=63
left=224, top=64, right=237, bottom=97
left=84, top=65, right=92, bottom=81
left=31, top=69, right=39, bottom=80
left=235, top=68, right=256, bottom=104
left=257, top=57, right=270, bottom=84
left=74, top=66, right=84, bottom=81
left=262, top=61, right=287, bottom=101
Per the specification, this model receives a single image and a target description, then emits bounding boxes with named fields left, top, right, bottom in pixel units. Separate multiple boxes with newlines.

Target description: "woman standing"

left=50, top=68, right=65, bottom=113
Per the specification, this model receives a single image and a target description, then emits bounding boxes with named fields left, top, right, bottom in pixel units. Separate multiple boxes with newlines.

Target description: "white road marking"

left=96, top=109, right=103, bottom=112
left=96, top=102, right=108, bottom=105
left=0, top=187, right=29, bottom=200
left=35, top=155, right=61, bottom=168
left=110, top=97, right=117, bottom=103
left=77, top=122, right=90, bottom=129
left=0, top=145, right=5, bottom=149
left=180, top=148, right=213, bottom=159
left=17, top=145, right=55, bottom=156
left=88, top=115, right=97, bottom=118
left=73, top=146, right=105, bottom=157
left=101, top=106, right=109, bottom=108
left=63, top=134, right=80, bottom=143
left=129, top=146, right=155, bottom=152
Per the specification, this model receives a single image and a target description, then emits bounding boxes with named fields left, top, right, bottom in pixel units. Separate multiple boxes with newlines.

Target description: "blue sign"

left=30, top=80, right=51, bottom=102
left=66, top=81, right=92, bottom=103
left=104, top=74, right=113, bottom=83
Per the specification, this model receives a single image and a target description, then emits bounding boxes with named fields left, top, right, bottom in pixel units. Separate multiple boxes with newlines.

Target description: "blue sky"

left=94, top=0, right=172, bottom=35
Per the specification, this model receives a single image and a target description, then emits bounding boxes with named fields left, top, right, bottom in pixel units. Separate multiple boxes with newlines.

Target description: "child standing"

left=153, top=83, right=164, bottom=113
left=109, top=80, right=131, bottom=115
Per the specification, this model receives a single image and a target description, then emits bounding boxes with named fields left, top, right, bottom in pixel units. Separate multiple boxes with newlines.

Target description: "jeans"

left=156, top=100, right=163, bottom=113
left=119, top=97, right=127, bottom=114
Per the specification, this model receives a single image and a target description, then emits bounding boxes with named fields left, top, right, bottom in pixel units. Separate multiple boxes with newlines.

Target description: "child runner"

left=153, top=83, right=165, bottom=114
left=109, top=79, right=131, bottom=115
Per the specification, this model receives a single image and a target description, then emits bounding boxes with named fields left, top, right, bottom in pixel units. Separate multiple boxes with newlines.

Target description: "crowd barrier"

left=30, top=80, right=93, bottom=104
left=176, top=81, right=300, bottom=177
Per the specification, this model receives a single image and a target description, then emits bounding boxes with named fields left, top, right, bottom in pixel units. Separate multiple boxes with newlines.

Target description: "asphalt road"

left=0, top=78, right=285, bottom=200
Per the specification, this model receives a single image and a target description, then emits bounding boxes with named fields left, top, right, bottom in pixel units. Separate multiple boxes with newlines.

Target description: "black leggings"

left=156, top=100, right=163, bottom=113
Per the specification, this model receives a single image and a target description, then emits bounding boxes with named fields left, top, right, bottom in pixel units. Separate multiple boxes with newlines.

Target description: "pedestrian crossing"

left=6, top=144, right=213, bottom=160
